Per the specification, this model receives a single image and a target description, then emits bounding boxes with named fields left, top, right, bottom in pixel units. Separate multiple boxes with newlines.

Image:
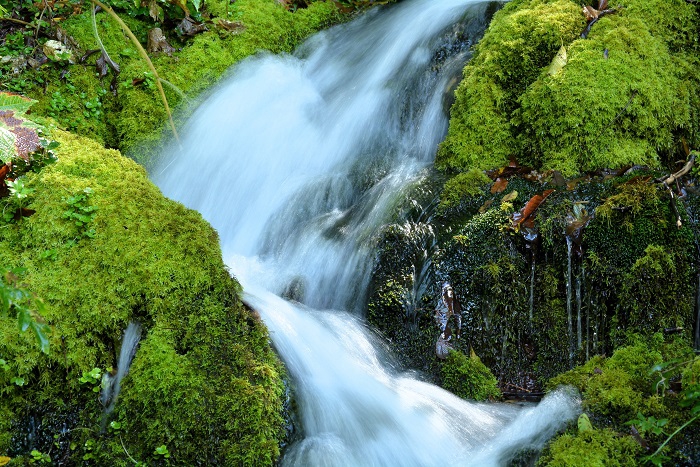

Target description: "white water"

left=154, top=0, right=580, bottom=464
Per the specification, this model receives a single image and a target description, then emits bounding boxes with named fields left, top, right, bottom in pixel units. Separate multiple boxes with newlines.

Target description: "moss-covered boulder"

left=441, top=349, right=501, bottom=401
left=542, top=336, right=699, bottom=465
left=437, top=0, right=700, bottom=177
left=0, top=131, right=285, bottom=465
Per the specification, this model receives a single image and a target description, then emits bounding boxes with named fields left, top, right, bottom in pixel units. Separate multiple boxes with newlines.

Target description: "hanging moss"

left=0, top=131, right=285, bottom=465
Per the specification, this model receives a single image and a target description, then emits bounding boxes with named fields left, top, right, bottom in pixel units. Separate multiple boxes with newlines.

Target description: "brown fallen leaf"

left=176, top=17, right=208, bottom=37
left=512, top=189, right=554, bottom=230
left=216, top=19, right=246, bottom=34
left=491, top=177, right=508, bottom=194
left=147, top=28, right=176, bottom=56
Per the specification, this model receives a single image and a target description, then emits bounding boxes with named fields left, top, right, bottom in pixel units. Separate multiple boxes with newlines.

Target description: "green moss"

left=441, top=349, right=501, bottom=401
left=24, top=0, right=344, bottom=167
left=438, top=0, right=700, bottom=176
left=682, top=356, right=700, bottom=388
left=0, top=131, right=285, bottom=464
left=439, top=168, right=491, bottom=209
left=437, top=0, right=583, bottom=173
left=537, top=427, right=642, bottom=467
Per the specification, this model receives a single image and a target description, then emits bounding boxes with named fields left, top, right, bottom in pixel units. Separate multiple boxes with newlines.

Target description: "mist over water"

left=154, top=0, right=580, bottom=464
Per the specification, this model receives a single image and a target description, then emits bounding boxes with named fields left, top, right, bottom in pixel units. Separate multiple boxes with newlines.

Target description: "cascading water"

left=154, top=0, right=580, bottom=464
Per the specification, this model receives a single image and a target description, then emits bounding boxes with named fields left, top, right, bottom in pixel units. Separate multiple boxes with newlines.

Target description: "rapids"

left=154, top=1, right=580, bottom=464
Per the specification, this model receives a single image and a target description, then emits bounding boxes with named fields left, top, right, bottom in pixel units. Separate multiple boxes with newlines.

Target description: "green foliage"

left=441, top=349, right=501, bottom=401
left=0, top=131, right=286, bottom=464
left=78, top=367, right=103, bottom=392
left=62, top=187, right=98, bottom=238
left=29, top=449, right=50, bottom=464
left=537, top=427, right=641, bottom=467
left=438, top=0, right=700, bottom=176
left=14, top=0, right=345, bottom=167
left=0, top=267, right=50, bottom=353
left=439, top=168, right=490, bottom=209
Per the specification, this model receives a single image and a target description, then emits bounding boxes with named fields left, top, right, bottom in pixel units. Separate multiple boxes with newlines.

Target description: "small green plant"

left=627, top=412, right=668, bottom=437
left=80, top=90, right=106, bottom=120
left=5, top=178, right=34, bottom=222
left=48, top=91, right=72, bottom=118
left=0, top=358, right=9, bottom=371
left=154, top=444, right=170, bottom=459
left=10, top=376, right=25, bottom=386
left=0, top=267, right=50, bottom=353
left=82, top=438, right=96, bottom=461
left=29, top=449, right=50, bottom=464
left=79, top=367, right=102, bottom=392
left=63, top=187, right=98, bottom=238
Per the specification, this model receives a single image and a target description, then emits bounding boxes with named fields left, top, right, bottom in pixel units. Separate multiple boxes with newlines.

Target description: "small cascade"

left=101, top=322, right=142, bottom=420
left=153, top=0, right=583, bottom=462
left=565, top=236, right=573, bottom=362
left=576, top=264, right=582, bottom=351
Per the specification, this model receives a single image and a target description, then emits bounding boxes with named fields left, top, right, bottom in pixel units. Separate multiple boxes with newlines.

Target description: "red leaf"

left=512, top=189, right=554, bottom=229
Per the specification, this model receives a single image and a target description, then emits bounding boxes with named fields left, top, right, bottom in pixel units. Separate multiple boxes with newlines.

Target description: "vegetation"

left=0, top=0, right=346, bottom=167
left=437, top=0, right=700, bottom=179
left=0, top=130, right=286, bottom=464
left=441, top=348, right=501, bottom=401
left=542, top=336, right=699, bottom=466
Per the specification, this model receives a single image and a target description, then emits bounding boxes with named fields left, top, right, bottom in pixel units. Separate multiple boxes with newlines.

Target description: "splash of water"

left=154, top=0, right=580, bottom=463
left=102, top=322, right=142, bottom=418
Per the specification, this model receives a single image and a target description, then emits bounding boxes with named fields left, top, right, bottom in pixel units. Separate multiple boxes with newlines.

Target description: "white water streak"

left=154, top=0, right=580, bottom=464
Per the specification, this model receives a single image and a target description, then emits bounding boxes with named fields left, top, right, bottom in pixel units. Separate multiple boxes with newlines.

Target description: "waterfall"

left=154, top=0, right=580, bottom=464
left=101, top=322, right=142, bottom=418
left=565, top=236, right=573, bottom=362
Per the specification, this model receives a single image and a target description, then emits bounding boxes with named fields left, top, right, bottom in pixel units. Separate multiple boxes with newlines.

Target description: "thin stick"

left=90, top=0, right=180, bottom=144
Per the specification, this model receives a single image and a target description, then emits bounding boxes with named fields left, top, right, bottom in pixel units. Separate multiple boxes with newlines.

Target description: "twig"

left=89, top=0, right=180, bottom=144
left=120, top=434, right=140, bottom=465
left=0, top=17, right=32, bottom=26
left=90, top=6, right=120, bottom=73
left=660, top=155, right=695, bottom=186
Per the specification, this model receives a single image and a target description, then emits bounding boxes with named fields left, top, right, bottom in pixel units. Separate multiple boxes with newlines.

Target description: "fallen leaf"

left=551, top=170, right=566, bottom=187
left=491, top=177, right=508, bottom=194
left=176, top=17, right=208, bottom=37
left=216, top=19, right=246, bottom=34
left=96, top=53, right=109, bottom=79
left=583, top=5, right=599, bottom=21
left=547, top=45, right=567, bottom=75
left=512, top=189, right=554, bottom=230
left=478, top=199, right=494, bottom=213
left=0, top=456, right=10, bottom=466
left=502, top=191, right=518, bottom=203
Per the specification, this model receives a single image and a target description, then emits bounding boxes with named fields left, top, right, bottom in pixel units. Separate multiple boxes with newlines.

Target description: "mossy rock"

left=537, top=427, right=642, bottom=467
left=0, top=131, right=285, bottom=465
left=438, top=0, right=700, bottom=177
left=441, top=349, right=501, bottom=401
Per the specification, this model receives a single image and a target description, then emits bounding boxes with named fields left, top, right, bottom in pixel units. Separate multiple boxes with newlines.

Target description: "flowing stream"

left=154, top=1, right=580, bottom=464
